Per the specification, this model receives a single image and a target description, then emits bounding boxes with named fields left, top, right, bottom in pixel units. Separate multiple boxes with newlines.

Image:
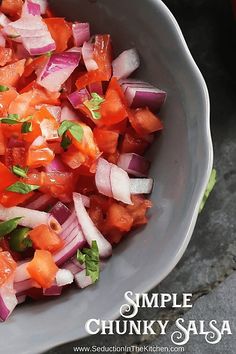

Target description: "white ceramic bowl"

left=0, top=1, right=213, bottom=353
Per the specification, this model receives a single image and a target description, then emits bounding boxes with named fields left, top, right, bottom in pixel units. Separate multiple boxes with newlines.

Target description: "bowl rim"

left=5, top=1, right=214, bottom=353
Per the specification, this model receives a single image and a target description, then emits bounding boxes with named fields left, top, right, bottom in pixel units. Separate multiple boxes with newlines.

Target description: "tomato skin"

left=76, top=34, right=112, bottom=90
left=44, top=18, right=72, bottom=52
left=62, top=146, right=86, bottom=169
left=120, top=128, right=150, bottom=155
left=0, top=191, right=34, bottom=207
left=70, top=122, right=100, bottom=160
left=104, top=203, right=134, bottom=233
left=0, top=59, right=25, bottom=87
left=27, top=142, right=55, bottom=168
left=126, top=195, right=152, bottom=228
left=0, top=251, right=16, bottom=286
left=0, top=87, right=18, bottom=117
left=129, top=107, right=163, bottom=135
left=29, top=225, right=63, bottom=253
left=93, top=127, right=119, bottom=154
left=0, top=0, right=23, bottom=17
left=27, top=250, right=58, bottom=289
left=0, top=47, right=13, bottom=67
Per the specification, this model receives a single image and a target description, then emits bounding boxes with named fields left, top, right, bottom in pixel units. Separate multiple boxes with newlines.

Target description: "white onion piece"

left=82, top=41, right=98, bottom=71
left=43, top=284, right=62, bottom=296
left=117, top=153, right=150, bottom=177
left=130, top=178, right=154, bottom=194
left=75, top=269, right=93, bottom=289
left=73, top=193, right=112, bottom=258
left=95, top=158, right=113, bottom=197
left=56, top=269, right=73, bottom=287
left=110, top=164, right=132, bottom=205
left=0, top=205, right=61, bottom=232
left=0, top=278, right=17, bottom=321
left=112, top=48, right=140, bottom=80
left=14, top=262, right=30, bottom=283
left=60, top=103, right=81, bottom=122
left=0, top=12, right=10, bottom=27
left=40, top=119, right=59, bottom=141
left=72, top=22, right=90, bottom=47
left=37, top=52, right=81, bottom=92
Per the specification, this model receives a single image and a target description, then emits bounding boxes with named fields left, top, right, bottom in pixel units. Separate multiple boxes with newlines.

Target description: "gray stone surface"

left=150, top=272, right=236, bottom=354
left=47, top=0, right=236, bottom=353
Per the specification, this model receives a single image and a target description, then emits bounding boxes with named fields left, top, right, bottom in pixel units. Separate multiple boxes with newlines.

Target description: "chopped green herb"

left=58, top=121, right=84, bottom=150
left=61, top=134, right=72, bottom=150
left=9, top=227, right=32, bottom=252
left=77, top=240, right=100, bottom=283
left=6, top=182, right=40, bottom=194
left=45, top=51, right=52, bottom=57
left=0, top=217, right=22, bottom=239
left=21, top=121, right=32, bottom=133
left=12, top=165, right=28, bottom=178
left=8, top=114, right=19, bottom=120
left=84, top=93, right=105, bottom=120
left=0, top=85, right=9, bottom=92
left=199, top=169, right=217, bottom=213
left=0, top=118, right=19, bottom=125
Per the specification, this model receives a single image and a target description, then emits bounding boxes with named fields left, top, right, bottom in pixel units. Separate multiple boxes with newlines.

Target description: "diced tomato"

left=0, top=59, right=25, bottom=87
left=0, top=86, right=18, bottom=117
left=129, top=107, right=163, bottom=135
left=0, top=162, right=18, bottom=192
left=76, top=175, right=96, bottom=195
left=90, top=194, right=111, bottom=212
left=4, top=146, right=26, bottom=168
left=76, top=34, right=112, bottom=90
left=21, top=121, right=42, bottom=144
left=23, top=56, right=48, bottom=78
left=0, top=190, right=34, bottom=207
left=0, top=251, right=16, bottom=286
left=44, top=18, right=72, bottom=52
left=110, top=118, right=128, bottom=135
left=120, top=127, right=150, bottom=155
left=27, top=250, right=58, bottom=289
left=62, top=146, right=86, bottom=169
left=27, top=140, right=55, bottom=168
left=106, top=229, right=124, bottom=244
left=0, top=239, right=22, bottom=261
left=104, top=203, right=134, bottom=233
left=98, top=78, right=128, bottom=126
left=47, top=141, right=63, bottom=155
left=1, top=122, right=22, bottom=140
left=70, top=122, right=100, bottom=159
left=104, top=151, right=120, bottom=164
left=0, top=47, right=13, bottom=67
left=88, top=204, right=104, bottom=230
left=29, top=225, right=63, bottom=253
left=93, top=127, right=119, bottom=154
left=126, top=195, right=152, bottom=228
left=0, top=126, right=6, bottom=156
left=0, top=0, right=23, bottom=17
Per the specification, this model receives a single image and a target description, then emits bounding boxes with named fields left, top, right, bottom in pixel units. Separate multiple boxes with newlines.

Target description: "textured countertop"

left=47, top=0, right=236, bottom=352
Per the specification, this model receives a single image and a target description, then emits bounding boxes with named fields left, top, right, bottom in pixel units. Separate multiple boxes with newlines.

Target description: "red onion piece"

left=88, top=82, right=103, bottom=96
left=82, top=41, right=98, bottom=71
left=0, top=205, right=61, bottom=231
left=73, top=193, right=112, bottom=258
left=0, top=12, right=10, bottom=27
left=53, top=232, right=85, bottom=266
left=117, top=153, right=150, bottom=177
left=72, top=22, right=90, bottom=47
left=0, top=278, right=17, bottom=321
left=15, top=43, right=31, bottom=59
left=45, top=157, right=68, bottom=173
left=7, top=137, right=25, bottom=148
left=63, top=260, right=83, bottom=275
left=112, top=48, right=140, bottom=80
left=37, top=52, right=81, bottom=92
left=15, top=278, right=40, bottom=295
left=60, top=102, right=81, bottom=122
left=129, top=178, right=154, bottom=194
left=120, top=79, right=167, bottom=112
left=43, top=284, right=62, bottom=296
left=67, top=88, right=90, bottom=109
left=95, top=158, right=113, bottom=198
left=110, top=164, right=132, bottom=205
left=0, top=32, right=6, bottom=47
left=56, top=269, right=73, bottom=286
left=17, top=294, right=26, bottom=304
left=80, top=194, right=90, bottom=208
left=23, top=36, right=56, bottom=56
left=25, top=193, right=56, bottom=211
left=75, top=269, right=93, bottom=289
left=32, top=0, right=47, bottom=14
left=22, top=0, right=41, bottom=17
left=50, top=202, right=72, bottom=225
left=14, top=262, right=30, bottom=283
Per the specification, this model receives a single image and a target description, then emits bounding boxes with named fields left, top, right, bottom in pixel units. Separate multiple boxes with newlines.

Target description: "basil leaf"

left=199, top=169, right=217, bottom=213
left=0, top=85, right=9, bottom=92
left=0, top=217, right=22, bottom=238
left=61, top=134, right=72, bottom=150
left=77, top=240, right=100, bottom=283
left=21, top=121, right=32, bottom=133
left=6, top=182, right=40, bottom=194
left=83, top=93, right=105, bottom=120
left=0, top=118, right=20, bottom=125
left=12, top=166, right=28, bottom=178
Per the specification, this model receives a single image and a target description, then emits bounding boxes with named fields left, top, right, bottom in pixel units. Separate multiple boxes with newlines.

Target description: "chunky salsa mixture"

left=0, top=0, right=167, bottom=321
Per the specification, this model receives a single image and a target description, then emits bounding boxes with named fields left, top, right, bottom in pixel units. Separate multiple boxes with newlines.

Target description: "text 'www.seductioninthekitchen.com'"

left=72, top=345, right=185, bottom=352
